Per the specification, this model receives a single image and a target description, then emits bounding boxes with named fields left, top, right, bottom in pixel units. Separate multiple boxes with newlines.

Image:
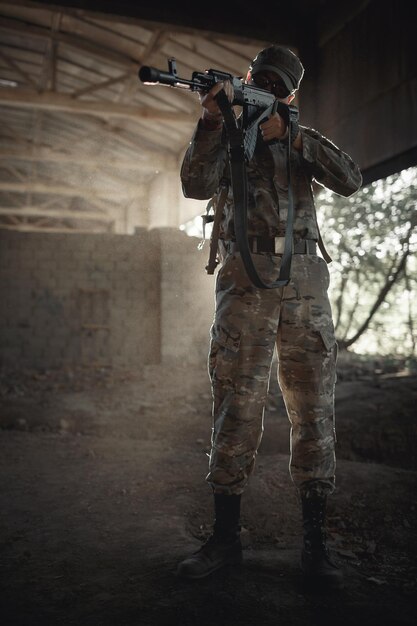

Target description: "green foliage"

left=316, top=167, right=417, bottom=356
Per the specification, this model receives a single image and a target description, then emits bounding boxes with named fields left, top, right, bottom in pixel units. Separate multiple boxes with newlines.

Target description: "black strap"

left=215, top=90, right=295, bottom=289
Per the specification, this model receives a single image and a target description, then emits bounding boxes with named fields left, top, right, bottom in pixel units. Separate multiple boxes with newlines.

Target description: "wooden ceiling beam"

left=0, top=145, right=176, bottom=171
left=0, top=15, right=140, bottom=69
left=0, top=163, right=27, bottom=181
left=0, top=180, right=145, bottom=200
left=0, top=87, right=193, bottom=121
left=0, top=222, right=111, bottom=233
left=1, top=2, right=271, bottom=47
left=70, top=70, right=130, bottom=98
left=0, top=205, right=113, bottom=221
left=0, top=49, right=39, bottom=89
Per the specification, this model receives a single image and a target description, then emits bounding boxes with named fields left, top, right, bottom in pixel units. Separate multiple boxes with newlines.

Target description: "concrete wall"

left=159, top=229, right=215, bottom=364
left=0, top=228, right=215, bottom=371
left=311, top=0, right=416, bottom=179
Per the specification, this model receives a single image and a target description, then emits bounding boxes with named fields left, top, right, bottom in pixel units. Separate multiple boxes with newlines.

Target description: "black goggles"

left=251, top=73, right=292, bottom=98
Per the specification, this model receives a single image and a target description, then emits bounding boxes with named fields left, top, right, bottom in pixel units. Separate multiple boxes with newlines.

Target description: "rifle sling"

left=215, top=89, right=294, bottom=289
left=316, top=220, right=332, bottom=263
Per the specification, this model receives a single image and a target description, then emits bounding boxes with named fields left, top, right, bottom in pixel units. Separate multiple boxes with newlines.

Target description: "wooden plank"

left=70, top=71, right=130, bottom=98
left=0, top=205, right=113, bottom=221
left=0, top=181, right=146, bottom=200
left=0, top=15, right=141, bottom=68
left=0, top=222, right=111, bottom=233
left=0, top=49, right=39, bottom=88
left=0, top=87, right=194, bottom=121
left=0, top=146, right=176, bottom=170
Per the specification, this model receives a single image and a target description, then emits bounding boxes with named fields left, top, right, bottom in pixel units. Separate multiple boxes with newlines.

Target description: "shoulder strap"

left=312, top=203, right=332, bottom=263
left=318, top=231, right=332, bottom=264
left=215, top=89, right=296, bottom=289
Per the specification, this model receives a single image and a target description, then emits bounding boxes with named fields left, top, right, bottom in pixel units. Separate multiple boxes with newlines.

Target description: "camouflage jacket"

left=180, top=122, right=362, bottom=240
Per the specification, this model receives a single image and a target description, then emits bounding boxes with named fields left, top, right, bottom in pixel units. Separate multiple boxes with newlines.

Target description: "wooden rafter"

left=0, top=222, right=111, bottom=233
left=0, top=163, right=26, bottom=181
left=0, top=5, right=271, bottom=233
left=0, top=15, right=141, bottom=69
left=0, top=49, right=39, bottom=88
left=0, top=180, right=145, bottom=200
left=0, top=205, right=113, bottom=221
left=71, top=70, right=130, bottom=98
left=0, top=146, right=176, bottom=171
left=0, top=87, right=194, bottom=121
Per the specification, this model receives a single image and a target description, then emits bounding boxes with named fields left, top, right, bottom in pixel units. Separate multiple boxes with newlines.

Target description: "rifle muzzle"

left=138, top=65, right=179, bottom=86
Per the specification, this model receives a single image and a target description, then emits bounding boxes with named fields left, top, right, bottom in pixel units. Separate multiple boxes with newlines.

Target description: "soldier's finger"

left=210, top=82, right=225, bottom=97
left=223, top=80, right=234, bottom=102
left=260, top=119, right=275, bottom=131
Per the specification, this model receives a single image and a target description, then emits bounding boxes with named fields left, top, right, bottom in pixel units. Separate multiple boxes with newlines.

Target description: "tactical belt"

left=226, top=237, right=317, bottom=256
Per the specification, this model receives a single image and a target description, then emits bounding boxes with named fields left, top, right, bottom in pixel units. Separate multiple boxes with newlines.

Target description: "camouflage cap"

left=249, top=45, right=304, bottom=92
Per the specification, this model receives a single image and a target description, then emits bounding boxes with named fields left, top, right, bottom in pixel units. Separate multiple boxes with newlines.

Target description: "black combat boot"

left=301, top=494, right=344, bottom=590
left=176, top=493, right=242, bottom=579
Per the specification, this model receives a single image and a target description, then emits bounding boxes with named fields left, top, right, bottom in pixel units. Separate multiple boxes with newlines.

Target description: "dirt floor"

left=0, top=357, right=416, bottom=626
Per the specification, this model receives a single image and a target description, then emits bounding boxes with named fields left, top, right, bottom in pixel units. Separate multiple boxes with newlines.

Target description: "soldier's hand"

left=200, top=81, right=234, bottom=122
left=260, top=112, right=288, bottom=141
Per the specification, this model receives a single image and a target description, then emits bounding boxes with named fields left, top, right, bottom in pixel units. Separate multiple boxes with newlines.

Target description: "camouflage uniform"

left=181, top=122, right=362, bottom=499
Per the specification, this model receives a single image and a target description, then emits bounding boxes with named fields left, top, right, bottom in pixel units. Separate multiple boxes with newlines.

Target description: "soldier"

left=177, top=45, right=362, bottom=589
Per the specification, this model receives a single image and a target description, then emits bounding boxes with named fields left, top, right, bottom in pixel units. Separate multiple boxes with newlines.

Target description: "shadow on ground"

left=0, top=361, right=416, bottom=625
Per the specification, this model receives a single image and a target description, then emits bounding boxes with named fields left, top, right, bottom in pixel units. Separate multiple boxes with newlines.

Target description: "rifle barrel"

left=138, top=65, right=206, bottom=90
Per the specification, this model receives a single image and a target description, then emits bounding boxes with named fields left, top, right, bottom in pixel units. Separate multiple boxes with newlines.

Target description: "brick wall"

left=0, top=228, right=215, bottom=371
left=159, top=229, right=215, bottom=364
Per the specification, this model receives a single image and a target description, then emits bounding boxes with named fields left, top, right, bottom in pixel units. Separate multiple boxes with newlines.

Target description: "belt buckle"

left=274, top=237, right=292, bottom=255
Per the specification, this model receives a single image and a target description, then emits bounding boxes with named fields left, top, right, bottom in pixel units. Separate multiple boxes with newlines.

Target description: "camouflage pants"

left=207, top=249, right=338, bottom=498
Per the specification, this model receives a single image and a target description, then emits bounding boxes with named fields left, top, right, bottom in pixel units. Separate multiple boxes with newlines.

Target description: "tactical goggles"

left=251, top=73, right=292, bottom=99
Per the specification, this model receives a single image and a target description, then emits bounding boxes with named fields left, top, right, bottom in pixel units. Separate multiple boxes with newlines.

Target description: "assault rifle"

left=138, top=58, right=297, bottom=162
left=139, top=58, right=299, bottom=289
